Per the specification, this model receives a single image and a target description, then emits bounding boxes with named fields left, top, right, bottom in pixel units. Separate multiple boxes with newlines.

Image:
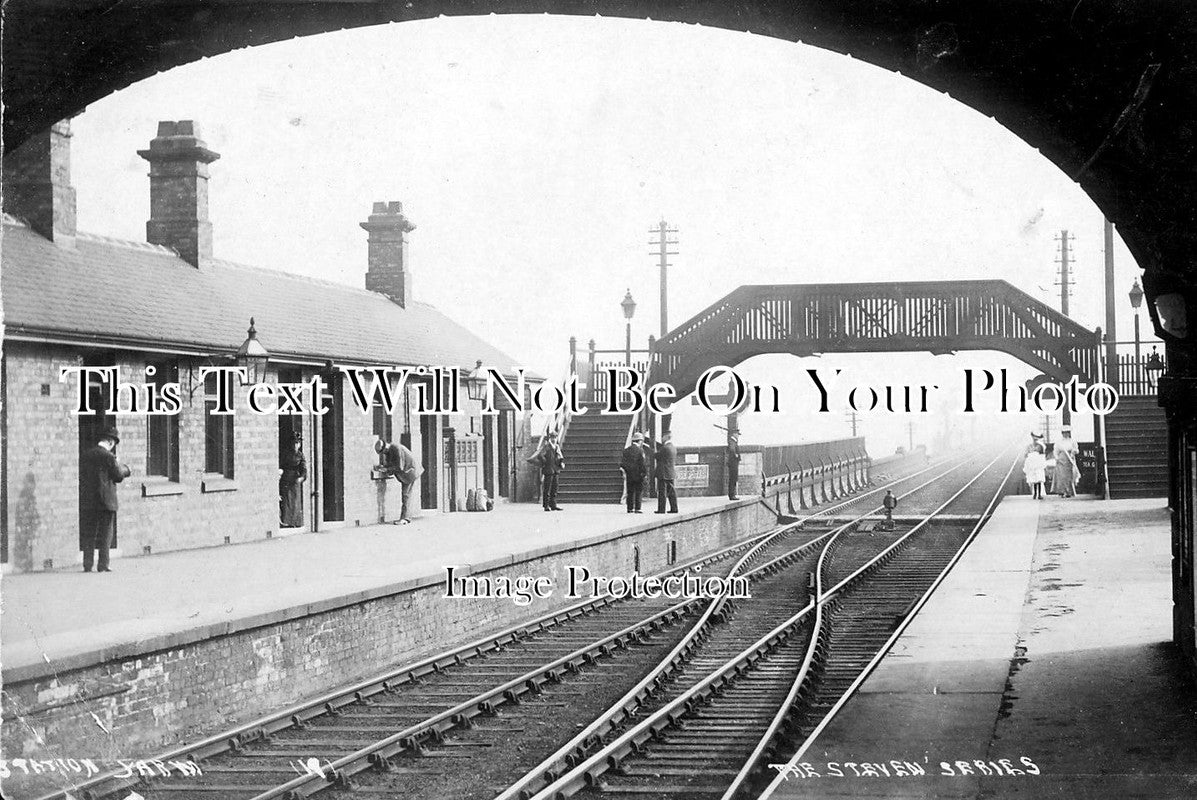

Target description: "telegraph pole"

left=1103, top=220, right=1117, bottom=382
left=1098, top=219, right=1116, bottom=497
left=1055, top=230, right=1076, bottom=426
left=845, top=410, right=860, bottom=437
left=649, top=219, right=679, bottom=337
left=1055, top=229, right=1074, bottom=317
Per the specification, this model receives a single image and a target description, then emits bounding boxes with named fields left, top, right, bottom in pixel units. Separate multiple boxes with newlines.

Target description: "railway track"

left=754, top=450, right=1021, bottom=800
left=28, top=456, right=942, bottom=800
left=516, top=447, right=1018, bottom=800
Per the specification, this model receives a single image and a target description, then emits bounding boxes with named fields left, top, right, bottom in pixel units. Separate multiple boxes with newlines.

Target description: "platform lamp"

left=464, top=360, right=487, bottom=436
left=235, top=317, right=269, bottom=385
left=621, top=289, right=637, bottom=367
left=1129, top=278, right=1144, bottom=388
left=465, top=360, right=488, bottom=401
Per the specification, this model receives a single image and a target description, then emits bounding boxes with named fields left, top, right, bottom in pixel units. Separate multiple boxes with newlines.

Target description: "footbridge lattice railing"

left=647, top=280, right=1100, bottom=398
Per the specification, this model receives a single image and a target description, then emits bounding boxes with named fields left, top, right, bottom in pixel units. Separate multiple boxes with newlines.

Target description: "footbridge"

left=647, top=280, right=1100, bottom=397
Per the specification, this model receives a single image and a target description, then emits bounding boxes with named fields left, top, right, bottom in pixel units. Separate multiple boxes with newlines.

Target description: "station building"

left=1, top=120, right=533, bottom=573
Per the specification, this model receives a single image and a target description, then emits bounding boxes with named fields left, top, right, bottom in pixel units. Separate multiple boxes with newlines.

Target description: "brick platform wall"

left=1, top=501, right=775, bottom=760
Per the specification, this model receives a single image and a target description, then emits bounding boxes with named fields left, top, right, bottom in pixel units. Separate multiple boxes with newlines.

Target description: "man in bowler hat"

left=528, top=430, right=566, bottom=511
left=80, top=426, right=131, bottom=572
left=654, top=431, right=679, bottom=514
left=620, top=432, right=649, bottom=513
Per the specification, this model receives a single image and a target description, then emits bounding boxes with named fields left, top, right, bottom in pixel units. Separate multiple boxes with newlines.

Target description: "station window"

left=204, top=373, right=235, bottom=478
left=147, top=360, right=180, bottom=480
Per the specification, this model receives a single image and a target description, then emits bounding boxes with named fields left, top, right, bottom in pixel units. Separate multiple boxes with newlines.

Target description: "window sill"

left=142, top=479, right=184, bottom=498
left=201, top=476, right=238, bottom=493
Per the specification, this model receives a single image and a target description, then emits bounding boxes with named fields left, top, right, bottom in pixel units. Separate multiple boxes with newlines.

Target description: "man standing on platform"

left=621, top=432, right=648, bottom=513
left=529, top=430, right=565, bottom=511
left=726, top=432, right=742, bottom=500
left=376, top=437, right=423, bottom=524
left=80, top=426, right=131, bottom=572
left=654, top=431, right=679, bottom=514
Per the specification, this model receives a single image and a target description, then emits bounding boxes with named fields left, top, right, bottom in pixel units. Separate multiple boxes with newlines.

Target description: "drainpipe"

left=310, top=417, right=321, bottom=532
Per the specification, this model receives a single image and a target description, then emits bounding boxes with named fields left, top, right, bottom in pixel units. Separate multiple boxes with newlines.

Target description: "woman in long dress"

left=1023, top=444, right=1046, bottom=499
left=279, top=437, right=306, bottom=527
left=1052, top=430, right=1079, bottom=498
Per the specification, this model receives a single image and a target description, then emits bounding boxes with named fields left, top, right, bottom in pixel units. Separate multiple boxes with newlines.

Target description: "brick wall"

left=1, top=500, right=775, bottom=759
left=3, top=344, right=82, bottom=571
left=1, top=345, right=467, bottom=572
left=117, top=351, right=277, bottom=556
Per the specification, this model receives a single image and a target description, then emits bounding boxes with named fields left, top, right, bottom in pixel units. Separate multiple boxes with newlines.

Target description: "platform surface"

left=0, top=497, right=736, bottom=681
left=767, top=494, right=1197, bottom=799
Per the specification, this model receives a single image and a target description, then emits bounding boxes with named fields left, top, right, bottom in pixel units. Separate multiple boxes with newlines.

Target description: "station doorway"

left=320, top=371, right=345, bottom=523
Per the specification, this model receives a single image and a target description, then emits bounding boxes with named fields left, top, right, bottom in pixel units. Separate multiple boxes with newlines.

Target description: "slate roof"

left=1, top=218, right=530, bottom=376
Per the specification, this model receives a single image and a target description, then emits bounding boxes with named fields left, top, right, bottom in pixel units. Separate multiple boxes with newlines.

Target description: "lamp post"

left=1125, top=275, right=1144, bottom=371
left=235, top=318, right=269, bottom=385
left=1125, top=280, right=1144, bottom=392
left=465, top=360, right=487, bottom=403
left=621, top=289, right=637, bottom=367
left=465, top=359, right=487, bottom=435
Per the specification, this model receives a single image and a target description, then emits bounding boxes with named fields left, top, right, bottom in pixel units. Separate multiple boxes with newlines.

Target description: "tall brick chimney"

left=361, top=201, right=416, bottom=308
left=137, top=120, right=220, bottom=268
left=2, top=119, right=77, bottom=247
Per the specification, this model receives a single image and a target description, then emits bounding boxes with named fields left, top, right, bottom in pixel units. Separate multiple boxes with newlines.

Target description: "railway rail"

left=30, top=450, right=971, bottom=800
left=516, top=447, right=1018, bottom=800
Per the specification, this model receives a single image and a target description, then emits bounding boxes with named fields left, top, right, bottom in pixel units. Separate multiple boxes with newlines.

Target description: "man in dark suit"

left=620, top=431, right=648, bottom=513
left=654, top=430, right=679, bottom=514
left=528, top=430, right=565, bottom=511
left=726, top=432, right=742, bottom=500
left=80, top=426, right=131, bottom=572
left=375, top=438, right=424, bottom=524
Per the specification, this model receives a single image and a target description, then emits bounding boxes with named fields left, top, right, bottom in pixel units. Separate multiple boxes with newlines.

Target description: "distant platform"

left=766, top=495, right=1197, bottom=800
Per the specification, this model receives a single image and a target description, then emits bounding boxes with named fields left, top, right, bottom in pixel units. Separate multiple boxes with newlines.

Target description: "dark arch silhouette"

left=4, top=1, right=1196, bottom=289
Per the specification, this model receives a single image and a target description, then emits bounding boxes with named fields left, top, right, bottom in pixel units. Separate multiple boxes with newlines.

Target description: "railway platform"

left=1, top=496, right=738, bottom=682
left=766, top=494, right=1197, bottom=799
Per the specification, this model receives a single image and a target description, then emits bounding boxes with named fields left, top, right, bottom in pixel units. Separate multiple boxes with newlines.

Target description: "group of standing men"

left=619, top=431, right=680, bottom=514
left=618, top=430, right=742, bottom=514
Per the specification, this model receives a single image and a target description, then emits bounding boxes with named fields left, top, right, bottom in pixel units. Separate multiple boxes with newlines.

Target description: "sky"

left=68, top=14, right=1156, bottom=452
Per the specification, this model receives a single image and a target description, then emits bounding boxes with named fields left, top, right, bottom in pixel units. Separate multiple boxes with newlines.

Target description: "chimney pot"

left=138, top=119, right=220, bottom=267
left=361, top=201, right=416, bottom=308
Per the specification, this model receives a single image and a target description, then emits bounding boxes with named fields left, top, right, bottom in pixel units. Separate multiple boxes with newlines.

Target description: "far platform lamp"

left=465, top=360, right=487, bottom=402
left=1129, top=278, right=1144, bottom=391
left=235, top=317, right=269, bottom=385
left=467, top=360, right=515, bottom=500
left=621, top=289, right=637, bottom=367
left=465, top=359, right=486, bottom=434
